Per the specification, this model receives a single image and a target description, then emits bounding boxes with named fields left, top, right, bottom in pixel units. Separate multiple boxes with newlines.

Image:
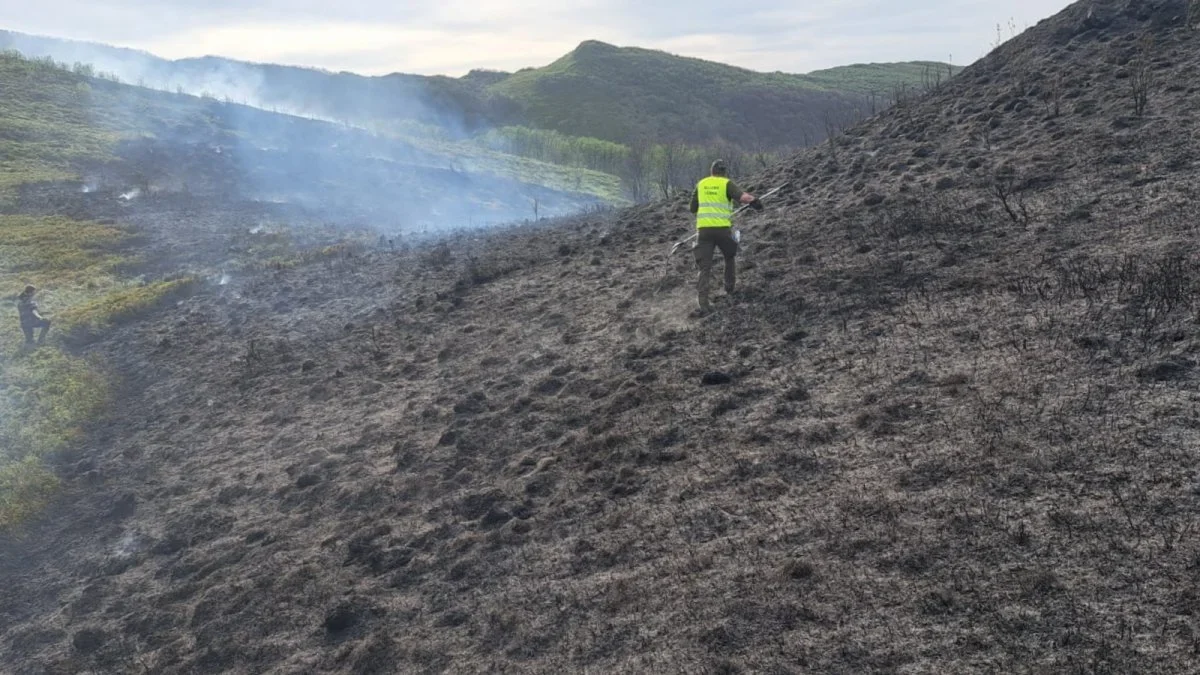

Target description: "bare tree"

left=713, top=142, right=749, bottom=180
left=1130, top=36, right=1153, bottom=118
left=622, top=141, right=650, bottom=203
left=656, top=141, right=682, bottom=200
left=990, top=167, right=1030, bottom=226
left=920, top=64, right=947, bottom=93
left=824, top=112, right=844, bottom=165
left=1044, top=73, right=1064, bottom=118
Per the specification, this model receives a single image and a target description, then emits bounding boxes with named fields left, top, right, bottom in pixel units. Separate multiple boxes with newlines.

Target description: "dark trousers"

left=694, top=227, right=738, bottom=308
left=21, top=318, right=50, bottom=344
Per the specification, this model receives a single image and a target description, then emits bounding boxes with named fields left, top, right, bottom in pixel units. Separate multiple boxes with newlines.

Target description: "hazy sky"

left=5, top=1, right=1073, bottom=76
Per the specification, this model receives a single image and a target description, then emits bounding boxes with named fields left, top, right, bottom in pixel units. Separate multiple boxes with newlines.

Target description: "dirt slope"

left=4, top=1, right=1200, bottom=673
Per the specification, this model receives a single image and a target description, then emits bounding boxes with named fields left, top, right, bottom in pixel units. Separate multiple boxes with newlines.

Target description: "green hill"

left=487, top=41, right=959, bottom=147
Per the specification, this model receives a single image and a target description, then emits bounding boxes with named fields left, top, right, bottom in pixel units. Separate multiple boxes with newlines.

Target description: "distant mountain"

left=0, top=30, right=518, bottom=135
left=490, top=40, right=958, bottom=147
left=0, top=30, right=957, bottom=149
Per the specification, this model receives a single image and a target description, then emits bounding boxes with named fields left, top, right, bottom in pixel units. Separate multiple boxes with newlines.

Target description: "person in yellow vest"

left=688, top=160, right=759, bottom=314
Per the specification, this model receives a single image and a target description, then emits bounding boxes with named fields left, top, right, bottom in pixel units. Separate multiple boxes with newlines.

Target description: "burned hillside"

left=3, top=0, right=1200, bottom=673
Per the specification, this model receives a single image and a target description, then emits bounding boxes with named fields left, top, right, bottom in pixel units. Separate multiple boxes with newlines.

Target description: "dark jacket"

left=17, top=293, right=42, bottom=327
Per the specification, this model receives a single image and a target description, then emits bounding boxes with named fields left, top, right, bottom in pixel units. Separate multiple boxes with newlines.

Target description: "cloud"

left=4, top=0, right=1073, bottom=76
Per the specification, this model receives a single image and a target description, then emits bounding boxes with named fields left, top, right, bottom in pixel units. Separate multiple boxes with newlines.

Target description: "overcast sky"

left=4, top=1, right=1073, bottom=76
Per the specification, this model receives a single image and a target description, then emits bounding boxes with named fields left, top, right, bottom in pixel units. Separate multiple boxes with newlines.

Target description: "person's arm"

left=727, top=181, right=755, bottom=205
left=689, top=190, right=699, bottom=214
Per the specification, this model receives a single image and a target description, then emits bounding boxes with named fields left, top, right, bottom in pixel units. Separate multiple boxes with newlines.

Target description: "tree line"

left=477, top=125, right=790, bottom=203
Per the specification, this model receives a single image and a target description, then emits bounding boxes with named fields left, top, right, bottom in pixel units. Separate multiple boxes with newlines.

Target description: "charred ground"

left=4, top=1, right=1200, bottom=673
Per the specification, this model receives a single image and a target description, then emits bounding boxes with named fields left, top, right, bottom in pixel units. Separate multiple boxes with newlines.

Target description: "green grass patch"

left=0, top=457, right=62, bottom=530
left=0, top=53, right=122, bottom=194
left=0, top=348, right=109, bottom=459
left=0, top=349, right=108, bottom=529
left=0, top=214, right=191, bottom=530
left=0, top=215, right=128, bottom=284
left=58, top=277, right=198, bottom=341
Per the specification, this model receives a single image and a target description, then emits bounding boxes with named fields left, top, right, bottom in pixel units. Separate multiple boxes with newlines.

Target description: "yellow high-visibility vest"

left=696, top=176, right=733, bottom=229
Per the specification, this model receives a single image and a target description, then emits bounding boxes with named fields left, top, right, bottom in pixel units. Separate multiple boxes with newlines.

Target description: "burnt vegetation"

left=3, top=0, right=1200, bottom=673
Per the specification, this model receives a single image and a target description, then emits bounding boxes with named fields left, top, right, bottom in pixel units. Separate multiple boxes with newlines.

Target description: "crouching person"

left=17, top=285, right=51, bottom=346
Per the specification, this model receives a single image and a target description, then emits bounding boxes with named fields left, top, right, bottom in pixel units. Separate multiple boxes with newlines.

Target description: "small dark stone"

left=436, top=610, right=470, bottom=627
left=110, top=493, right=137, bottom=519
left=217, top=485, right=249, bottom=504
left=453, top=392, right=488, bottom=415
left=152, top=533, right=189, bottom=556
left=783, top=559, right=816, bottom=581
left=535, top=378, right=565, bottom=395
left=1073, top=335, right=1108, bottom=350
left=1138, top=357, right=1195, bottom=382
left=783, top=329, right=809, bottom=343
left=72, top=628, right=108, bottom=654
left=480, top=506, right=513, bottom=528
left=323, top=605, right=360, bottom=635
left=701, top=371, right=733, bottom=386
left=784, top=386, right=811, bottom=402
left=458, top=490, right=504, bottom=520
left=863, top=193, right=885, bottom=206
left=295, top=473, right=321, bottom=489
